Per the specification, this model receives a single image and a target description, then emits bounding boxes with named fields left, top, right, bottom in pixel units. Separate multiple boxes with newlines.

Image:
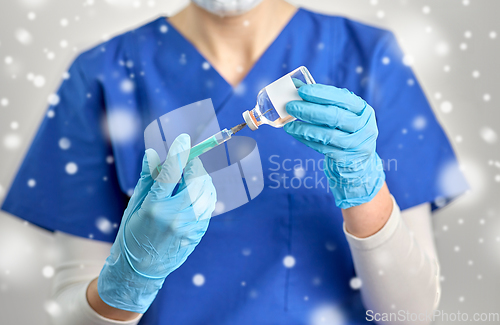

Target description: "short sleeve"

left=365, top=31, right=468, bottom=210
left=334, top=19, right=468, bottom=211
left=1, top=56, right=128, bottom=242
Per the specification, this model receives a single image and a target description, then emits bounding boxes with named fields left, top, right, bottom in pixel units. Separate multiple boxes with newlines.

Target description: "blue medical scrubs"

left=2, top=8, right=467, bottom=325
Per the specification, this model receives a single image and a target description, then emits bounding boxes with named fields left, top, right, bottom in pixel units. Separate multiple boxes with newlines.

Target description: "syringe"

left=153, top=110, right=273, bottom=177
left=187, top=122, right=247, bottom=161
left=186, top=109, right=272, bottom=161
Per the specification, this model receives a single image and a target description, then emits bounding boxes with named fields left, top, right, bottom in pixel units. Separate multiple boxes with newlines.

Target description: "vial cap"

left=242, top=110, right=258, bottom=131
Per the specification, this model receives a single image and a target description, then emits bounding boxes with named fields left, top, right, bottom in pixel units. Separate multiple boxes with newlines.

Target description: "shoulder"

left=72, top=16, right=163, bottom=78
left=299, top=8, right=395, bottom=53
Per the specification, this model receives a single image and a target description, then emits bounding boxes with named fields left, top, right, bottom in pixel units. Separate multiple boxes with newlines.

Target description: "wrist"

left=342, top=182, right=393, bottom=238
left=325, top=153, right=385, bottom=209
left=87, top=277, right=142, bottom=322
left=97, top=242, right=165, bottom=313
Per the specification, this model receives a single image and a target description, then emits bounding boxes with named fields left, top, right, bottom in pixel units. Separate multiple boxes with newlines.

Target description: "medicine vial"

left=242, top=66, right=315, bottom=130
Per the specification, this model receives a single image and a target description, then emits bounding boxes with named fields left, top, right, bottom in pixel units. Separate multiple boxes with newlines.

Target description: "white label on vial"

left=265, top=75, right=302, bottom=119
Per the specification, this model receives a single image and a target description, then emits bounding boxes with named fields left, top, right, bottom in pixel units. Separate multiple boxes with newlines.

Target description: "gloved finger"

left=146, top=148, right=162, bottom=180
left=292, top=77, right=306, bottom=88
left=177, top=158, right=216, bottom=219
left=287, top=133, right=346, bottom=158
left=284, top=121, right=368, bottom=149
left=125, top=150, right=158, bottom=212
left=286, top=100, right=373, bottom=133
left=176, top=157, right=210, bottom=193
left=151, top=133, right=191, bottom=198
left=191, top=180, right=216, bottom=220
left=297, top=84, right=367, bottom=115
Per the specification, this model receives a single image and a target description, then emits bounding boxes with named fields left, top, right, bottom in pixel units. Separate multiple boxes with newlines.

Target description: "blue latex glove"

left=284, top=84, right=385, bottom=209
left=98, top=134, right=216, bottom=313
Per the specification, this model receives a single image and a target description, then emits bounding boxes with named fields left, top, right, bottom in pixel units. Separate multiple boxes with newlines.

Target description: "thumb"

left=152, top=133, right=191, bottom=197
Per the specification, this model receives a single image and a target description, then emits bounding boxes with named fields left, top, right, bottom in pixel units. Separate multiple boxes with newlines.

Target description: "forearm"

left=50, top=279, right=141, bottom=325
left=87, top=278, right=142, bottom=322
left=344, top=197, right=440, bottom=325
left=342, top=182, right=393, bottom=238
left=50, top=232, right=142, bottom=325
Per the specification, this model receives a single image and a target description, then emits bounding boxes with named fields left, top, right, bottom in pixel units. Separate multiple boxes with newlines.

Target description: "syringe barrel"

left=187, top=129, right=232, bottom=161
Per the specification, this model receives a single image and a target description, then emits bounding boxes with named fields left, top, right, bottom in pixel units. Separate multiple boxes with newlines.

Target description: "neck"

left=169, top=0, right=297, bottom=86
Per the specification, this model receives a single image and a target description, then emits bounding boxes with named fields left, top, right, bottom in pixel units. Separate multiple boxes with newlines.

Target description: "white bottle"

left=242, top=66, right=315, bottom=130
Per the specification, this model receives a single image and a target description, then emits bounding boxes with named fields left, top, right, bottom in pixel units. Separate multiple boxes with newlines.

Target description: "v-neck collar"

left=157, top=8, right=304, bottom=92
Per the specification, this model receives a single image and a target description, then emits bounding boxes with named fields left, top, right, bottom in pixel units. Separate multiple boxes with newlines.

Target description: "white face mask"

left=192, top=0, right=264, bottom=17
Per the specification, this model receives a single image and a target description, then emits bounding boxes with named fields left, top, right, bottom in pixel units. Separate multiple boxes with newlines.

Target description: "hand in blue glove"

left=98, top=134, right=217, bottom=313
left=284, top=84, right=385, bottom=209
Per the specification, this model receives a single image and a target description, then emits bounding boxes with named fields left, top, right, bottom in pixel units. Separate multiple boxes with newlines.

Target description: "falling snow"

left=65, top=162, right=78, bottom=174
left=349, top=277, right=362, bottom=290
left=192, top=274, right=205, bottom=286
left=33, top=75, right=46, bottom=87
left=96, top=217, right=113, bottom=234
left=412, top=116, right=427, bottom=130
left=283, top=255, right=296, bottom=268
left=15, top=29, right=33, bottom=45
left=120, top=79, right=135, bottom=93
left=48, top=94, right=60, bottom=105
left=27, top=179, right=36, bottom=187
left=58, top=137, right=70, bottom=150
left=480, top=127, right=497, bottom=144
left=44, top=300, right=61, bottom=317
left=440, top=101, right=453, bottom=114
left=3, top=134, right=21, bottom=149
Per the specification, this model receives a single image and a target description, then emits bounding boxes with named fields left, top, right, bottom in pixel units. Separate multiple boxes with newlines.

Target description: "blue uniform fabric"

left=2, top=8, right=468, bottom=325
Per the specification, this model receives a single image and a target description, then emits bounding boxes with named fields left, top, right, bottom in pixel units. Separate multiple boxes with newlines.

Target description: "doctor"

left=2, top=0, right=467, bottom=324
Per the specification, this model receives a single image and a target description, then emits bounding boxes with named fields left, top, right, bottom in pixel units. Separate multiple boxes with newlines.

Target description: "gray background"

left=0, top=0, right=499, bottom=324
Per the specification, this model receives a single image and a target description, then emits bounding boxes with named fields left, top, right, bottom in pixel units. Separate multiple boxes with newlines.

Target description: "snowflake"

left=440, top=101, right=453, bottom=114
left=96, top=217, right=113, bottom=234
left=15, top=29, right=33, bottom=45
left=283, top=255, right=296, bottom=268
left=59, top=138, right=71, bottom=150
left=349, top=277, right=362, bottom=290
left=193, top=274, right=205, bottom=286
left=4, top=134, right=21, bottom=149
left=65, top=162, right=78, bottom=175
left=42, top=265, right=55, bottom=278
left=48, top=94, right=60, bottom=105
left=480, top=127, right=497, bottom=144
